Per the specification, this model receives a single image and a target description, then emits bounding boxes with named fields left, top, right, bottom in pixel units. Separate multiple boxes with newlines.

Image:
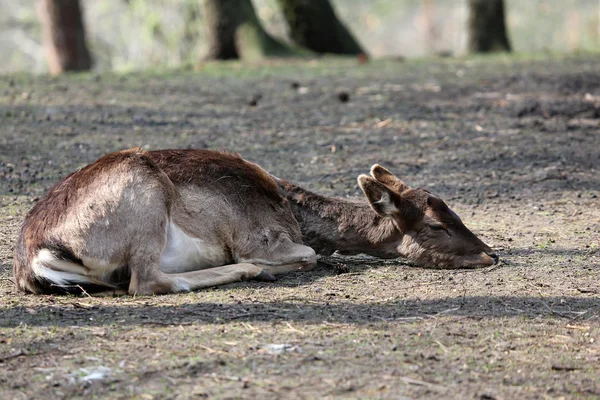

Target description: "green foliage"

left=119, top=0, right=204, bottom=67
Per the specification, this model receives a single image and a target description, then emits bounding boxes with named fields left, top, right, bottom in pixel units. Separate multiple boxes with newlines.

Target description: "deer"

left=14, top=148, right=498, bottom=295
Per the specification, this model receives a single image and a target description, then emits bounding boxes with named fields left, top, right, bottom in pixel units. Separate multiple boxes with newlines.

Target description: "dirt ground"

left=0, top=55, right=599, bottom=399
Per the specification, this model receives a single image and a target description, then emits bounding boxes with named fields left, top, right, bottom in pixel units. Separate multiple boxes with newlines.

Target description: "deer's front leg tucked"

left=130, top=263, right=276, bottom=295
left=249, top=243, right=317, bottom=276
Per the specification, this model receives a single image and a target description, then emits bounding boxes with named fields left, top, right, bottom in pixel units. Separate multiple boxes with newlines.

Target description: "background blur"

left=1, top=0, right=599, bottom=73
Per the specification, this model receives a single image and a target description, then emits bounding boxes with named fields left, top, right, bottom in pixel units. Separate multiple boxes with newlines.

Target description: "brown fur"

left=357, top=166, right=497, bottom=268
left=147, top=149, right=283, bottom=205
left=14, top=148, right=312, bottom=295
left=278, top=180, right=400, bottom=257
left=14, top=148, right=167, bottom=293
left=14, top=151, right=497, bottom=295
left=370, top=164, right=409, bottom=193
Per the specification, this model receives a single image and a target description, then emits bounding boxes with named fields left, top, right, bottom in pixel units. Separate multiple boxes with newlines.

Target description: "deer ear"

left=370, top=164, right=409, bottom=193
left=357, top=175, right=399, bottom=216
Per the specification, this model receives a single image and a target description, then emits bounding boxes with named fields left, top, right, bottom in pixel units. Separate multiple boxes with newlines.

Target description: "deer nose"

left=489, top=253, right=499, bottom=265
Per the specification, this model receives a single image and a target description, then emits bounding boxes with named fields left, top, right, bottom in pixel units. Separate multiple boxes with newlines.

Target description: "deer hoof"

left=254, top=270, right=277, bottom=282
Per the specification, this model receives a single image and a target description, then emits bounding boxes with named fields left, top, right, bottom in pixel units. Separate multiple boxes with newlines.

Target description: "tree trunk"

left=276, top=0, right=364, bottom=55
left=467, top=0, right=511, bottom=53
left=202, top=0, right=294, bottom=61
left=38, top=0, right=93, bottom=74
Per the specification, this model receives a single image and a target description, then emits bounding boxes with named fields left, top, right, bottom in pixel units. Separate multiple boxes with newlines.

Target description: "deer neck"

left=280, top=181, right=400, bottom=257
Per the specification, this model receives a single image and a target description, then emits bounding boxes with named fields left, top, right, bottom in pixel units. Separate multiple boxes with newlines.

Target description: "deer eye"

left=429, top=224, right=452, bottom=237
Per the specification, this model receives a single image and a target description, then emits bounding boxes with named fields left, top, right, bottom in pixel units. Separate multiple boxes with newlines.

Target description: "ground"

left=0, top=55, right=599, bottom=399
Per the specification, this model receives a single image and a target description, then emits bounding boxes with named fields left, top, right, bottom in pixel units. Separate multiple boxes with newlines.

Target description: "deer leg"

left=128, top=225, right=316, bottom=294
left=126, top=214, right=276, bottom=295
left=251, top=243, right=317, bottom=276
left=129, top=262, right=275, bottom=295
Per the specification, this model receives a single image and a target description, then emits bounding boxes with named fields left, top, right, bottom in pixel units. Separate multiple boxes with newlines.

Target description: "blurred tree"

left=38, top=0, right=93, bottom=74
left=202, top=0, right=294, bottom=61
left=276, top=0, right=364, bottom=55
left=468, top=0, right=511, bottom=53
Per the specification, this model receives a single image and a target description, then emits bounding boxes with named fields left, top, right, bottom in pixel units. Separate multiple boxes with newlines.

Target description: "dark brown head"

left=358, top=165, right=498, bottom=269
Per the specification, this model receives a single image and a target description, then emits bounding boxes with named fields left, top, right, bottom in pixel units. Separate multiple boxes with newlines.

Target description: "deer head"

left=358, top=165, right=498, bottom=269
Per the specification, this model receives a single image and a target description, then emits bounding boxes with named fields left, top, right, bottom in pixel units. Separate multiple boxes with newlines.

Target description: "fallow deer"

left=14, top=148, right=497, bottom=295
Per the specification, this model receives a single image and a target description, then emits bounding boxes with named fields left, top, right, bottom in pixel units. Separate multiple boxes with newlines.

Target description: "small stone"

left=337, top=91, right=350, bottom=103
left=248, top=94, right=262, bottom=107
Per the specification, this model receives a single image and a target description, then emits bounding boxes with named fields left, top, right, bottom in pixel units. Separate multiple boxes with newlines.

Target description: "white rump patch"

left=159, top=222, right=226, bottom=273
left=32, top=249, right=121, bottom=289
left=32, top=249, right=95, bottom=287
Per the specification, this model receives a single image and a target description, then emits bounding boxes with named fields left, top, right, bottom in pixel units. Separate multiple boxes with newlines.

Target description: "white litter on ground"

left=264, top=343, right=300, bottom=355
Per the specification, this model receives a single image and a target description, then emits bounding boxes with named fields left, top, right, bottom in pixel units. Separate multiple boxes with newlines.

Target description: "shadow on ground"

left=2, top=295, right=598, bottom=329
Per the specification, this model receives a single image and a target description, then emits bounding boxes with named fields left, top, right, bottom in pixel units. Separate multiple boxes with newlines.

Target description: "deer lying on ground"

left=14, top=148, right=498, bottom=295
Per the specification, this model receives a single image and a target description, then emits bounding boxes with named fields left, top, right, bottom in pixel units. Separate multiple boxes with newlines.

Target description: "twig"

left=284, top=322, right=305, bottom=335
left=551, top=310, right=588, bottom=319
left=565, top=324, right=590, bottom=331
left=482, top=264, right=503, bottom=273
left=390, top=307, right=461, bottom=323
left=399, top=376, right=447, bottom=391
left=202, top=373, right=244, bottom=382
left=538, top=292, right=590, bottom=320
left=197, top=344, right=228, bottom=355
left=0, top=349, right=26, bottom=363
left=576, top=287, right=599, bottom=294
left=280, top=296, right=323, bottom=304
left=539, top=295, right=553, bottom=313
left=1, top=277, right=16, bottom=286
left=141, top=321, right=195, bottom=326
left=375, top=118, right=393, bottom=128
left=76, top=284, right=93, bottom=299
left=435, top=340, right=449, bottom=353
left=551, top=365, right=580, bottom=371
left=223, top=312, right=281, bottom=320
left=49, top=283, right=95, bottom=297
left=434, top=307, right=461, bottom=317
left=392, top=316, right=426, bottom=323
